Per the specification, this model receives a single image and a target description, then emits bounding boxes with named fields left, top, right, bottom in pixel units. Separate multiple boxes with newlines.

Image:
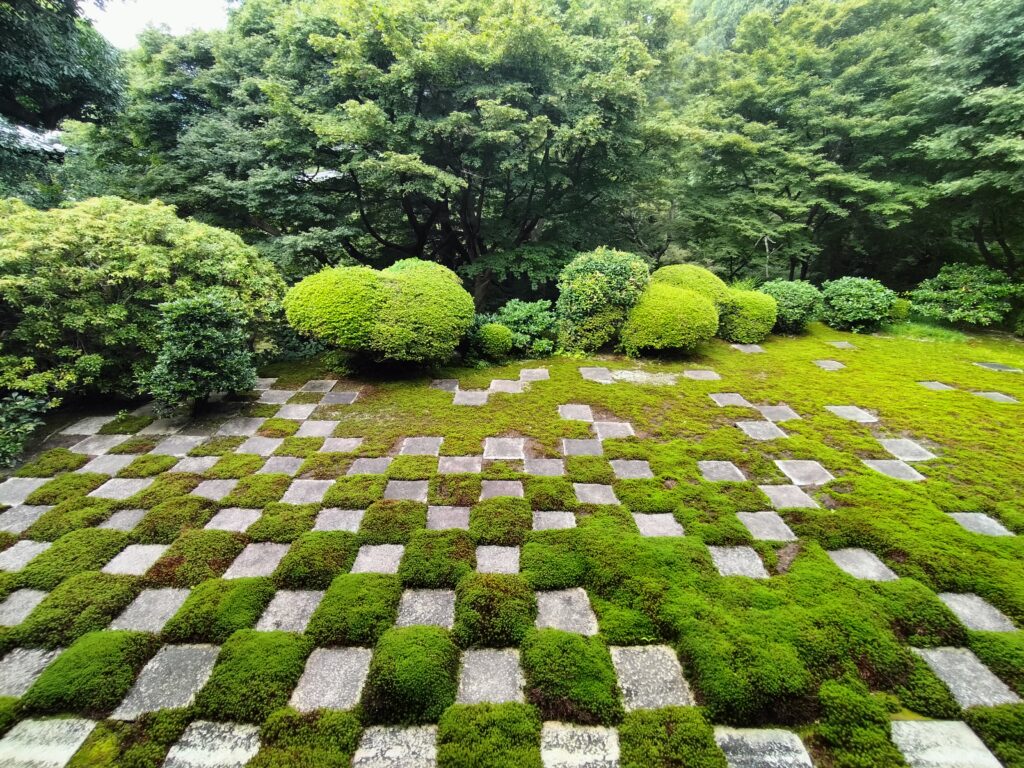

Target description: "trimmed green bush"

left=162, top=578, right=275, bottom=643
left=477, top=323, right=514, bottom=360
left=621, top=284, right=718, bottom=357
left=619, top=708, right=726, bottom=768
left=22, top=630, right=158, bottom=716
left=24, top=472, right=106, bottom=505
left=521, top=629, right=623, bottom=725
left=254, top=708, right=363, bottom=768
left=470, top=498, right=532, bottom=546
left=306, top=574, right=402, bottom=646
left=399, top=530, right=475, bottom=588
left=24, top=497, right=115, bottom=540
left=283, top=266, right=384, bottom=351
left=821, top=277, right=897, bottom=332
left=481, top=299, right=557, bottom=356
left=145, top=529, right=245, bottom=587
left=18, top=572, right=138, bottom=648
left=889, top=297, right=913, bottom=322
left=19, top=528, right=128, bottom=590
left=910, top=264, right=1020, bottom=327
left=362, top=626, right=460, bottom=724
left=759, top=279, right=822, bottom=333
left=275, top=532, right=358, bottom=589
left=195, top=630, right=312, bottom=723
left=14, top=448, right=88, bottom=477
left=453, top=574, right=536, bottom=648
left=437, top=703, right=543, bottom=768
left=359, top=500, right=427, bottom=544
left=651, top=264, right=730, bottom=307
left=718, top=289, right=777, bottom=343
left=134, top=496, right=216, bottom=544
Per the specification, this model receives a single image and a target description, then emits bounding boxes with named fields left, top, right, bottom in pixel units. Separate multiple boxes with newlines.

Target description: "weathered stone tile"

left=385, top=480, right=429, bottom=502
left=541, top=723, right=618, bottom=768
left=163, top=721, right=261, bottom=768
left=919, top=380, right=955, bottom=391
left=110, top=588, right=190, bottom=632
left=476, top=546, right=520, bottom=574
left=562, top=438, right=604, bottom=457
left=256, top=590, right=325, bottom=632
left=612, top=370, right=679, bottom=385
left=972, top=391, right=1018, bottom=403
left=400, top=437, right=444, bottom=456
left=698, top=461, right=745, bottom=482
left=759, top=485, right=819, bottom=509
left=579, top=366, right=614, bottom=384
left=152, top=435, right=207, bottom=456
left=913, top=647, right=1021, bottom=707
left=300, top=379, right=338, bottom=392
left=593, top=421, right=635, bottom=440
left=713, top=727, right=812, bottom=768
left=321, top=391, right=360, bottom=405
left=755, top=404, right=801, bottom=422
left=825, top=405, right=877, bottom=423
left=0, top=589, right=48, bottom=627
left=0, top=648, right=62, bottom=697
left=169, top=456, right=219, bottom=474
left=89, top=477, right=155, bottom=500
left=520, top=368, right=550, bottom=381
left=480, top=480, right=523, bottom=500
left=827, top=341, right=857, bottom=350
left=879, top=438, right=936, bottom=462
left=258, top=456, right=303, bottom=475
left=438, top=456, right=482, bottom=474
left=535, top=588, right=598, bottom=635
left=77, top=454, right=135, bottom=475
left=352, top=725, right=437, bottom=768
left=396, top=589, right=456, bottom=628
left=890, top=720, right=1001, bottom=768
left=736, top=421, right=787, bottom=441
left=939, top=593, right=1016, bottom=633
left=774, top=460, right=833, bottom=486
left=731, top=343, right=765, bottom=353
left=99, top=508, right=147, bottom=531
left=610, top=645, right=692, bottom=710
left=710, top=393, right=753, bottom=408
left=112, top=644, right=219, bottom=720
left=684, top=369, right=721, bottom=380
left=253, top=377, right=277, bottom=391
left=525, top=458, right=565, bottom=477
left=215, top=417, right=266, bottom=437
left=574, top=483, right=619, bottom=505
left=205, top=508, right=261, bottom=532
left=70, top=434, right=130, bottom=455
left=191, top=479, right=238, bottom=501
left=737, top=511, right=797, bottom=542
left=0, top=541, right=51, bottom=572
left=0, top=478, right=47, bottom=505
left=351, top=545, right=404, bottom=574
left=282, top=479, right=333, bottom=504
left=321, top=437, right=364, bottom=453
left=102, top=544, right=168, bottom=576
left=427, top=506, right=470, bottom=530
left=533, top=511, right=576, bottom=531
left=296, top=420, right=339, bottom=438
left=490, top=379, right=526, bottom=394
left=828, top=548, right=898, bottom=581
left=632, top=513, right=684, bottom=537
left=277, top=404, right=317, bottom=420
left=453, top=390, right=489, bottom=406
left=258, top=389, right=292, bottom=404
left=708, top=546, right=769, bottom=579
left=814, top=359, right=846, bottom=371
left=559, top=404, right=594, bottom=422
left=458, top=649, right=524, bottom=704
left=222, top=543, right=289, bottom=578
left=607, top=459, right=652, bottom=480
left=348, top=457, right=393, bottom=475
left=862, top=459, right=926, bottom=481
left=62, top=415, right=116, bottom=435
left=431, top=379, right=460, bottom=393
left=314, top=508, right=364, bottom=532
left=0, top=718, right=96, bottom=768
left=483, top=438, right=526, bottom=460
left=0, top=506, right=51, bottom=534
left=290, top=647, right=371, bottom=712
left=973, top=362, right=1022, bottom=373
left=236, top=436, right=283, bottom=455
left=949, top=512, right=1013, bottom=536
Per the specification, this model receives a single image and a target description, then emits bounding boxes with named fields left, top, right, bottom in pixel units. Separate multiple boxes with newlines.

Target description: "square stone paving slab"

left=253, top=377, right=276, bottom=391
left=737, top=511, right=797, bottom=542
left=973, top=362, right=1022, bottom=373
left=314, top=508, right=365, bottom=532
left=258, top=389, right=292, bottom=404
left=774, top=460, right=834, bottom=486
left=825, top=405, right=877, bottom=423
left=913, top=647, right=1021, bottom=707
left=69, top=434, right=129, bottom=455
left=300, top=379, right=338, bottom=392
left=0, top=589, right=48, bottom=627
left=520, top=368, right=549, bottom=381
left=609, top=459, right=653, bottom=480
left=191, top=479, right=239, bottom=501
left=396, top=589, right=456, bottom=628
left=351, top=545, right=404, bottom=574
left=699, top=461, right=745, bottom=482
left=541, top=723, right=619, bottom=768
left=258, top=456, right=304, bottom=476
left=277, top=404, right=317, bottom=420
left=0, top=718, right=97, bottom=768
left=713, top=727, right=812, bottom=768
left=321, top=390, right=360, bottom=405
left=458, top=649, right=524, bottom=704
left=257, top=589, right=325, bottom=632
left=348, top=457, right=393, bottom=475
left=476, top=546, right=520, bottom=574
left=890, top=720, right=1001, bottom=768
left=879, top=438, right=936, bottom=462
left=533, top=511, right=576, bottom=531
left=574, top=483, right=619, bottom=505
left=828, top=548, right=898, bottom=581
left=102, top=544, right=168, bottom=576
left=562, top=438, right=603, bottom=457
left=62, top=415, right=116, bottom=435
left=610, top=645, right=692, bottom=710
left=400, top=437, right=444, bottom=456
left=112, top=644, right=219, bottom=720
left=453, top=389, right=489, bottom=405
left=862, top=459, right=926, bottom=481
left=483, top=437, right=526, bottom=460
left=0, top=541, right=51, bottom=572
left=708, top=546, right=769, bottom=579
left=431, top=379, right=459, bottom=393
left=736, top=421, right=787, bottom=441
left=525, top=458, right=565, bottom=477
left=948, top=512, right=1014, bottom=537
left=236, top=436, right=283, bottom=455
left=827, top=341, right=857, bottom=350
left=731, top=344, right=765, bottom=354
left=426, top=506, right=470, bottom=530
left=973, top=391, right=1018, bottom=403
left=593, top=421, right=635, bottom=440
left=321, top=438, right=364, bottom=453
left=814, top=359, right=846, bottom=371
left=89, top=478, right=155, bottom=500
left=919, top=380, right=955, bottom=391
left=759, top=484, right=819, bottom=509
left=710, top=393, right=753, bottom=408
left=290, top=647, right=372, bottom=712
left=223, top=543, right=289, bottom=578
left=163, top=721, right=261, bottom=768
left=755, top=405, right=801, bottom=422
left=938, top=593, right=1016, bottom=632
left=0, top=478, right=48, bottom=506
left=480, top=480, right=523, bottom=499
left=632, top=513, right=684, bottom=537
left=0, top=648, right=62, bottom=697
left=684, top=369, right=721, bottom=380
left=559, top=404, right=594, bottom=422
left=385, top=480, right=429, bottom=502
left=579, top=366, right=614, bottom=384
left=535, top=588, right=598, bottom=635
left=352, top=725, right=437, bottom=768
left=215, top=417, right=265, bottom=437
left=205, top=508, right=261, bottom=532
left=169, top=456, right=219, bottom=474
left=0, top=506, right=51, bottom=534
left=99, top=508, right=147, bottom=531
left=438, top=456, right=482, bottom=474
left=110, top=588, right=190, bottom=633
left=78, top=454, right=135, bottom=475
left=152, top=435, right=206, bottom=456
left=489, top=379, right=526, bottom=394
left=282, top=479, right=334, bottom=504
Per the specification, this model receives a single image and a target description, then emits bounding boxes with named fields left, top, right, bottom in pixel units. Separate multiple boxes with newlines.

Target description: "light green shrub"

left=718, top=289, right=777, bottom=343
left=759, top=280, right=822, bottom=333
left=620, top=284, right=718, bottom=357
left=476, top=323, right=514, bottom=361
left=283, top=266, right=384, bottom=351
left=821, top=277, right=896, bottom=332
left=650, top=264, right=730, bottom=307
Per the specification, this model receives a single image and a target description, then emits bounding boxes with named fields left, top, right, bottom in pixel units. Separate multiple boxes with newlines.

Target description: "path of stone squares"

left=0, top=350, right=1019, bottom=768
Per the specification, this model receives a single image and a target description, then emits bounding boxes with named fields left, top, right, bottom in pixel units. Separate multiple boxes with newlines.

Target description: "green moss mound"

left=306, top=574, right=402, bottom=646
left=621, top=284, right=719, bottom=357
left=275, top=531, right=358, bottom=589
left=619, top=708, right=726, bottom=768
left=651, top=264, right=730, bottom=306
left=254, top=708, right=363, bottom=768
left=16, top=573, right=138, bottom=648
left=453, top=573, right=537, bottom=648
left=19, top=528, right=128, bottom=590
left=399, top=530, right=475, bottom=588
left=718, top=289, right=778, bottom=343
left=437, top=703, right=543, bottom=768
left=162, top=577, right=274, bottom=643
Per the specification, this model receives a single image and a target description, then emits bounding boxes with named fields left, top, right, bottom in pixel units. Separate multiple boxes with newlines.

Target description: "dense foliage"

left=621, top=284, right=719, bottom=357
left=910, top=264, right=1021, bottom=327
left=759, top=280, right=822, bottom=333
left=821, top=277, right=897, bottom=333
left=718, top=290, right=778, bottom=343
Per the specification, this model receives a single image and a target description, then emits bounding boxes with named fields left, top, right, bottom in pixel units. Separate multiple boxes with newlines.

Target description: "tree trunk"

left=473, top=270, right=492, bottom=311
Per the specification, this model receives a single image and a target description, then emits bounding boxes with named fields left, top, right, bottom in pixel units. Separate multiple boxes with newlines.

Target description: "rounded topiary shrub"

left=556, top=248, right=649, bottom=352
left=650, top=264, right=730, bottom=307
left=759, top=280, right=822, bottom=333
left=889, top=297, right=913, bottom=322
left=476, top=323, right=514, bottom=360
left=620, top=283, right=718, bottom=357
left=821, top=277, right=897, bottom=332
left=718, top=289, right=778, bottom=343
left=283, top=266, right=384, bottom=351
